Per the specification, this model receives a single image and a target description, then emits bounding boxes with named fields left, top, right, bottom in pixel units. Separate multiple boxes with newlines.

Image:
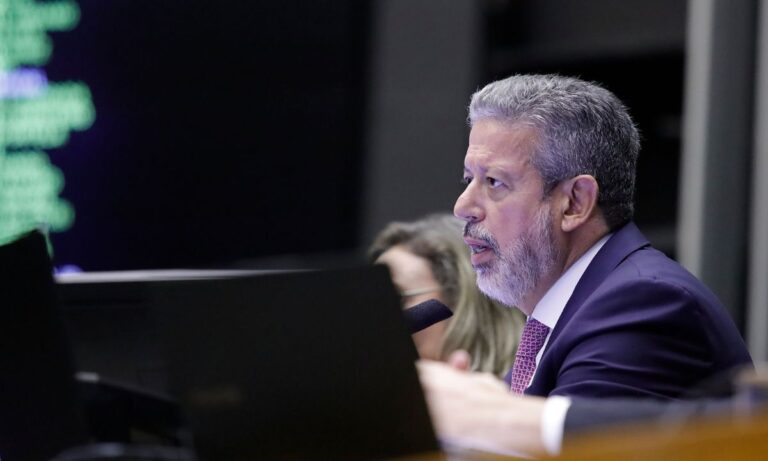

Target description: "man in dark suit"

left=417, top=74, right=752, bottom=456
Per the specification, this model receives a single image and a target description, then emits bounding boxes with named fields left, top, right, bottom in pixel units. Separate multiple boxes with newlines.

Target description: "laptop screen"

left=155, top=266, right=438, bottom=460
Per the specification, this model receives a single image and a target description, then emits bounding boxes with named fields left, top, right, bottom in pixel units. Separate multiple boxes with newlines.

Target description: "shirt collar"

left=531, top=233, right=612, bottom=329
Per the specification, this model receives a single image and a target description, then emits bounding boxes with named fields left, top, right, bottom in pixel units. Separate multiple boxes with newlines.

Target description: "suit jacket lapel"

left=544, top=221, right=651, bottom=349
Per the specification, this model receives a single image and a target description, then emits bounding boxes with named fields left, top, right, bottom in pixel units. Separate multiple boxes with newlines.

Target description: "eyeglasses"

left=399, top=287, right=442, bottom=299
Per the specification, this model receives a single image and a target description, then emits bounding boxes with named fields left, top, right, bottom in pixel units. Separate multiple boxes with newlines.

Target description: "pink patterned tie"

left=509, top=317, right=550, bottom=394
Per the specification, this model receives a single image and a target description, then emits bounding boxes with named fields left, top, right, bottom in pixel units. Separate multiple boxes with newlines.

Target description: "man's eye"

left=461, top=176, right=472, bottom=185
left=487, top=177, right=503, bottom=188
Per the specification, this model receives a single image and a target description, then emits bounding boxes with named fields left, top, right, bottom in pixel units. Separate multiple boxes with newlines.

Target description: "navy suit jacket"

left=524, top=222, right=752, bottom=398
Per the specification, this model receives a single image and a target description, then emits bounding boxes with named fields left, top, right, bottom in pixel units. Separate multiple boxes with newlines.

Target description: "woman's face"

left=376, top=244, right=450, bottom=361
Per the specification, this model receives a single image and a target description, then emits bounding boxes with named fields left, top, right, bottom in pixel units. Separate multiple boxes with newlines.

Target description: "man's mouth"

left=463, top=237, right=493, bottom=258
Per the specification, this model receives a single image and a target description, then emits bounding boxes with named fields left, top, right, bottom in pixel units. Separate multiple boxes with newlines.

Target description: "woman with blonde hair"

left=369, top=213, right=522, bottom=377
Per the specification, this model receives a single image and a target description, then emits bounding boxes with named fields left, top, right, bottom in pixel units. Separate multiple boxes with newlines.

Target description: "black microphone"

left=403, top=299, right=453, bottom=333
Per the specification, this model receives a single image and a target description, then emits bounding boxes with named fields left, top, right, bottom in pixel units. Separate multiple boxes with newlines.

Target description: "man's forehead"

left=464, top=120, right=539, bottom=171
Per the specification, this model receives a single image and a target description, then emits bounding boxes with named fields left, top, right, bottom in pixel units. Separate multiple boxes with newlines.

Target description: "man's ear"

left=558, top=175, right=599, bottom=233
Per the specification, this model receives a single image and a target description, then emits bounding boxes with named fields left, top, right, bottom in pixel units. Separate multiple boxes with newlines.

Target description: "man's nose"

left=454, top=186, right=483, bottom=223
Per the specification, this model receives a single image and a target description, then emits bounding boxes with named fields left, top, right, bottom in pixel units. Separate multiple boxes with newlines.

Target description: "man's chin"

left=476, top=272, right=524, bottom=308
left=475, top=273, right=501, bottom=299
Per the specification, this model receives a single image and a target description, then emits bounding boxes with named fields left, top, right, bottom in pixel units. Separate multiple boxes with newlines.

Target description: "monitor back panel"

left=156, top=266, right=438, bottom=460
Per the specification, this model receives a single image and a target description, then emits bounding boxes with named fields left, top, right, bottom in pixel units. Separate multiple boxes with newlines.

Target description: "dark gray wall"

left=361, top=0, right=482, bottom=244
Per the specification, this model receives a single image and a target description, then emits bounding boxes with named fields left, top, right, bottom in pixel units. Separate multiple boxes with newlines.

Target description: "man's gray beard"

left=472, top=207, right=559, bottom=308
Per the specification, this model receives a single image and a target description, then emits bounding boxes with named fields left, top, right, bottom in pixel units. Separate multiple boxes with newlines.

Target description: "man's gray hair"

left=468, top=74, right=640, bottom=229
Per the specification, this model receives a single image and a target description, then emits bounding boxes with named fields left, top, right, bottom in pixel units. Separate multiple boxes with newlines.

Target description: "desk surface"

left=395, top=410, right=768, bottom=461
left=554, top=409, right=768, bottom=461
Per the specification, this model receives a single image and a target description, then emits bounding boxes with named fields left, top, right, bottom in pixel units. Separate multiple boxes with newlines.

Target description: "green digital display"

left=0, top=0, right=94, bottom=245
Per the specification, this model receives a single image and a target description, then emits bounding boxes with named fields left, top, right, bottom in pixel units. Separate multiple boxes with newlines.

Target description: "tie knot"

left=517, top=317, right=550, bottom=358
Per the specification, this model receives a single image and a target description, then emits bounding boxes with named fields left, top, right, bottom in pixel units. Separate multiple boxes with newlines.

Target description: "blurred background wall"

left=2, top=0, right=768, bottom=359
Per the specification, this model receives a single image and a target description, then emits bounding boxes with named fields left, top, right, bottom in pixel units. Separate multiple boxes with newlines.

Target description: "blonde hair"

left=369, top=213, right=523, bottom=376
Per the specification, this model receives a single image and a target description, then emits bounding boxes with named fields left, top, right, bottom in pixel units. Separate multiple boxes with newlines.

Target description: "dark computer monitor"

left=156, top=266, right=438, bottom=460
left=58, top=265, right=438, bottom=460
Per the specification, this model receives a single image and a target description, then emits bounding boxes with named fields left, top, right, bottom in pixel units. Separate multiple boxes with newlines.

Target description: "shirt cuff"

left=540, top=396, right=571, bottom=455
